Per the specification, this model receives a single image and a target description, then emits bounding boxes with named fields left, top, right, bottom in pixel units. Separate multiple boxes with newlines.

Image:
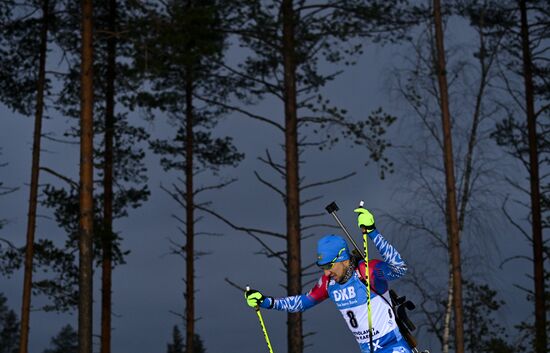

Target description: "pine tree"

left=166, top=326, right=184, bottom=353
left=0, top=150, right=18, bottom=232
left=166, top=327, right=206, bottom=353
left=0, top=2, right=59, bottom=352
left=0, top=293, right=19, bottom=353
left=78, top=0, right=94, bottom=351
left=42, top=325, right=77, bottom=353
left=462, top=281, right=515, bottom=353
left=34, top=0, right=150, bottom=328
left=130, top=2, right=242, bottom=352
left=192, top=334, right=206, bottom=353
left=479, top=2, right=549, bottom=351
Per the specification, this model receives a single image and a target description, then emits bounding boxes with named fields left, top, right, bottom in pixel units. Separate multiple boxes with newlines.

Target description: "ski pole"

left=325, top=201, right=374, bottom=353
left=358, top=200, right=375, bottom=353
left=246, top=286, right=274, bottom=353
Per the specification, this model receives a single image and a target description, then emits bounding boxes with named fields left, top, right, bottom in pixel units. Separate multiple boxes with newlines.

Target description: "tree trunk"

left=432, top=1, right=464, bottom=353
left=79, top=0, right=95, bottom=352
left=185, top=66, right=195, bottom=353
left=18, top=1, right=49, bottom=353
left=443, top=21, right=490, bottom=353
left=519, top=1, right=546, bottom=352
left=442, top=270, right=452, bottom=353
left=101, top=0, right=116, bottom=352
left=281, top=1, right=302, bottom=353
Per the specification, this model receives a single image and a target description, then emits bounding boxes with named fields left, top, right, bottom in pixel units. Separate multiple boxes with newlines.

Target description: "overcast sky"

left=0, top=15, right=539, bottom=353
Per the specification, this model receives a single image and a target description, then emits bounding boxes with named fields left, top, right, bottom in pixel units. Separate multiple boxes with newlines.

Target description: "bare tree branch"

left=40, top=167, right=78, bottom=189
left=196, top=205, right=285, bottom=239
left=254, top=171, right=285, bottom=199
left=300, top=172, right=356, bottom=191
left=194, top=93, right=285, bottom=132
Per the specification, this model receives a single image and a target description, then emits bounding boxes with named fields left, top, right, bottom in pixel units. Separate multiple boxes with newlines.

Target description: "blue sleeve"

left=369, top=229, right=407, bottom=280
left=260, top=294, right=319, bottom=313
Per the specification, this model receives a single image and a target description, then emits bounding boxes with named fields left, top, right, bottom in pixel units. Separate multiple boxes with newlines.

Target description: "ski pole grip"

left=359, top=200, right=365, bottom=207
left=246, top=285, right=250, bottom=291
left=325, top=201, right=339, bottom=214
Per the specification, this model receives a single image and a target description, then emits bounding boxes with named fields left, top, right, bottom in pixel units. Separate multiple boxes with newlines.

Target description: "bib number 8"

left=346, top=310, right=358, bottom=328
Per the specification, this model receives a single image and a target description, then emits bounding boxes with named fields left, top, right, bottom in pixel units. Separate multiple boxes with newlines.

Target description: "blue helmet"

left=316, top=234, right=350, bottom=266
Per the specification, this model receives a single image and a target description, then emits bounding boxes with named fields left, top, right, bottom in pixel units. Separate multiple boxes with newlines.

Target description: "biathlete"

left=245, top=207, right=413, bottom=353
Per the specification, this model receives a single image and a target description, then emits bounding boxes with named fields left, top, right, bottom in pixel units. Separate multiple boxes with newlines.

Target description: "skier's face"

left=323, top=260, right=350, bottom=283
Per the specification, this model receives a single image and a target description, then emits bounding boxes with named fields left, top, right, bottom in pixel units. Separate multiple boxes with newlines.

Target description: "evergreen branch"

left=296, top=70, right=344, bottom=95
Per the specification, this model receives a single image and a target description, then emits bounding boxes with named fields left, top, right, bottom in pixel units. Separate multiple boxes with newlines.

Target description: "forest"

left=0, top=1, right=548, bottom=353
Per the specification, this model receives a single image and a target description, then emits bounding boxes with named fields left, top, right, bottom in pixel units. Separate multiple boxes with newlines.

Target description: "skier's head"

left=316, top=235, right=351, bottom=282
left=316, top=234, right=350, bottom=267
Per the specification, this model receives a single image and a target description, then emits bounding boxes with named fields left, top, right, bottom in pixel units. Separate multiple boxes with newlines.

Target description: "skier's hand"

left=244, top=289, right=272, bottom=309
left=353, top=207, right=376, bottom=234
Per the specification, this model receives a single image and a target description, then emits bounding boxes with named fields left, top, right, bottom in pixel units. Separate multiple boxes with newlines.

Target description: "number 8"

left=346, top=310, right=358, bottom=328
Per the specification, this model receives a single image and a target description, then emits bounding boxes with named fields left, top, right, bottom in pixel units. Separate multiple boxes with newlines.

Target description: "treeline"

left=0, top=1, right=547, bottom=353
left=0, top=296, right=201, bottom=353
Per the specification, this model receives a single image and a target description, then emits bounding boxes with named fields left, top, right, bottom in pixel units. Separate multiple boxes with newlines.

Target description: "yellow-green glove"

left=353, top=207, right=376, bottom=233
left=245, top=289, right=272, bottom=309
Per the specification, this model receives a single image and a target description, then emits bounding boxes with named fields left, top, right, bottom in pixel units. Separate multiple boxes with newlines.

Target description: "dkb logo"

left=332, top=287, right=356, bottom=301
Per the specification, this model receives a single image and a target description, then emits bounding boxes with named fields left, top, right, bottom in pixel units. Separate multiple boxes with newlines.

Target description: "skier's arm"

left=354, top=207, right=407, bottom=281
left=254, top=275, right=329, bottom=313
left=368, top=229, right=407, bottom=280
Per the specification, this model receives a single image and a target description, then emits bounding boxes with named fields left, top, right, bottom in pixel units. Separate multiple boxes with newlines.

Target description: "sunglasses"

left=317, top=248, right=345, bottom=270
